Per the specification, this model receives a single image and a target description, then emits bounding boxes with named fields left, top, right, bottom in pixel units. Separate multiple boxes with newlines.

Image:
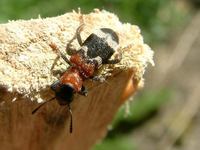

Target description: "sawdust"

left=0, top=9, right=154, bottom=102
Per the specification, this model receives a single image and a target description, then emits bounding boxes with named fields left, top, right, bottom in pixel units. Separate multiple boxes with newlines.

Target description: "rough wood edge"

left=0, top=9, right=153, bottom=150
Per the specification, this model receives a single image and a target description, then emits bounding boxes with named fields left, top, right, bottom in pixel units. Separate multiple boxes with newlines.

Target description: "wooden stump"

left=0, top=9, right=154, bottom=150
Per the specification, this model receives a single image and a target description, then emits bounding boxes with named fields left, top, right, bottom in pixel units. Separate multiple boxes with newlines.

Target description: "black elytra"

left=80, top=28, right=119, bottom=64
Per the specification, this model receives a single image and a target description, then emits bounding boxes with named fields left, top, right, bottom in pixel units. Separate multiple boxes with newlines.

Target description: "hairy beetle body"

left=81, top=28, right=119, bottom=64
left=32, top=25, right=121, bottom=133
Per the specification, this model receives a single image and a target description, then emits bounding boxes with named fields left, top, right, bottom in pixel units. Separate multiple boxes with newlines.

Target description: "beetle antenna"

left=32, top=97, right=56, bottom=114
left=67, top=104, right=73, bottom=133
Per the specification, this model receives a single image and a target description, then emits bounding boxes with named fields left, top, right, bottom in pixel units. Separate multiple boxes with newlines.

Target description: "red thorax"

left=60, top=53, right=96, bottom=92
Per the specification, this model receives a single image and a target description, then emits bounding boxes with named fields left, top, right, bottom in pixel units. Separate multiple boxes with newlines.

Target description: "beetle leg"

left=66, top=24, right=85, bottom=55
left=78, top=85, right=88, bottom=96
left=50, top=43, right=72, bottom=66
left=105, top=52, right=122, bottom=64
left=76, top=23, right=84, bottom=46
left=87, top=56, right=102, bottom=69
left=77, top=14, right=85, bottom=46
left=91, top=76, right=106, bottom=83
left=59, top=51, right=72, bottom=65
left=66, top=36, right=78, bottom=55
left=50, top=55, right=60, bottom=70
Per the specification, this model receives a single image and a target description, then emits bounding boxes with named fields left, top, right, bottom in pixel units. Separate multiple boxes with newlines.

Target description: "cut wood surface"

left=0, top=9, right=154, bottom=150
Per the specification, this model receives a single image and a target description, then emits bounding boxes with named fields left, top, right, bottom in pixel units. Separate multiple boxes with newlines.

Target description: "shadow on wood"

left=0, top=69, right=136, bottom=150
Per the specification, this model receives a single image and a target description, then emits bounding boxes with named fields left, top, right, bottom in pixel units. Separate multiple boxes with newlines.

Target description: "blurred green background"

left=1, top=0, right=200, bottom=150
left=0, top=0, right=190, bottom=44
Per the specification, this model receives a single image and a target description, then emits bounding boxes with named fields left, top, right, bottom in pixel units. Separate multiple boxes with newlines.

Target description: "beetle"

left=32, top=24, right=122, bottom=133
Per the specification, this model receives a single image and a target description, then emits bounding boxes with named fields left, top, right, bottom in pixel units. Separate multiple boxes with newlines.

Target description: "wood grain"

left=0, top=10, right=153, bottom=150
left=0, top=70, right=136, bottom=150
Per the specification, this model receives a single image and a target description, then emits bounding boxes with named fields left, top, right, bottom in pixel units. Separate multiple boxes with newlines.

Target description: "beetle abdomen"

left=83, top=28, right=119, bottom=63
